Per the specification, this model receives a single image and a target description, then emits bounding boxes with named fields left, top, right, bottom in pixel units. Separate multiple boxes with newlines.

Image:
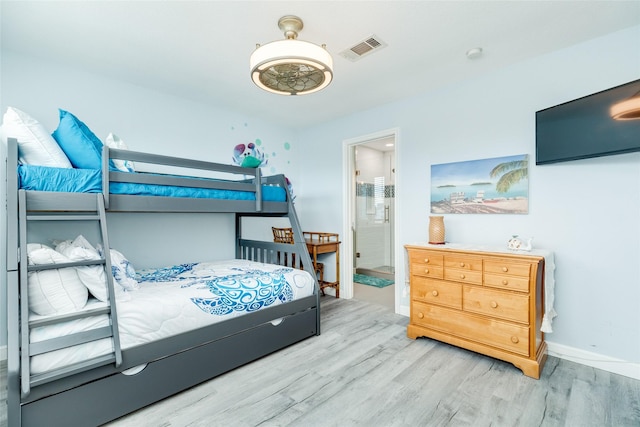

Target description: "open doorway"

left=342, top=129, right=399, bottom=312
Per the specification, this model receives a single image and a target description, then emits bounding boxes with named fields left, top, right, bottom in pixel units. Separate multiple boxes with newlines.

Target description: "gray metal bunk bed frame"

left=5, top=137, right=321, bottom=427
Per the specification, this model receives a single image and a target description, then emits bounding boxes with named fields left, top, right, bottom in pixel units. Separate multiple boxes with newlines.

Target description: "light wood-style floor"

left=3, top=297, right=640, bottom=426
left=354, top=282, right=395, bottom=311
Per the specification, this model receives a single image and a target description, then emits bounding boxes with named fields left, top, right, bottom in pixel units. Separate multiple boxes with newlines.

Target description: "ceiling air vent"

left=339, top=35, right=387, bottom=62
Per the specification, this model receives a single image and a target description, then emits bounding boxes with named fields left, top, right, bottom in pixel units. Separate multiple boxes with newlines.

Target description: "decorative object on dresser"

left=507, top=235, right=533, bottom=251
left=428, top=215, right=446, bottom=244
left=405, top=243, right=554, bottom=379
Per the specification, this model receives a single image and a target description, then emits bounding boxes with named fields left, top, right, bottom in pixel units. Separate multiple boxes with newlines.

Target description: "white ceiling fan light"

left=250, top=15, right=333, bottom=96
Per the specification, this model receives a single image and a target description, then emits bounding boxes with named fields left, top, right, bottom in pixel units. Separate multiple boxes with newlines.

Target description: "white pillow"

left=109, top=248, right=139, bottom=291
left=27, top=243, right=88, bottom=316
left=97, top=244, right=139, bottom=292
left=1, top=107, right=72, bottom=168
left=105, top=133, right=135, bottom=172
left=55, top=235, right=110, bottom=301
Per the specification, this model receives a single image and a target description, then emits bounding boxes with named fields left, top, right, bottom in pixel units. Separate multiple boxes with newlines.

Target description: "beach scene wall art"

left=430, top=154, right=529, bottom=214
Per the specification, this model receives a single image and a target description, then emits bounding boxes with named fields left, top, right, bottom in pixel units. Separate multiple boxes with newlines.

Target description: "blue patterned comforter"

left=114, top=259, right=316, bottom=347
left=28, top=259, right=315, bottom=374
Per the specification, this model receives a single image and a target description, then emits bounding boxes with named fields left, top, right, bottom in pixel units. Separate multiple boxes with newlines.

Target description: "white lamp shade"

left=250, top=39, right=333, bottom=95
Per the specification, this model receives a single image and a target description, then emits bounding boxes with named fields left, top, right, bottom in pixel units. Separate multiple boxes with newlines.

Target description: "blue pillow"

left=52, top=109, right=103, bottom=169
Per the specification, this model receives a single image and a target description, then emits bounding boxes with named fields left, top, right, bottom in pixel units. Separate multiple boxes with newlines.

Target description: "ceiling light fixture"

left=610, top=90, right=640, bottom=120
left=250, top=15, right=333, bottom=96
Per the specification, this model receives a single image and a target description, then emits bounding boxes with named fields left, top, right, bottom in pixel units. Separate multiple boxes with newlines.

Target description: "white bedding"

left=29, top=259, right=316, bottom=375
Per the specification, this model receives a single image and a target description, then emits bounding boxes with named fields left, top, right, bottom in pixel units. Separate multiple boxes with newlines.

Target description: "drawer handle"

left=460, top=274, right=466, bottom=279
left=424, top=258, right=429, bottom=263
left=418, top=312, right=424, bottom=319
left=511, top=336, right=519, bottom=344
left=502, top=279, right=508, bottom=285
left=459, top=262, right=465, bottom=267
left=490, top=301, right=498, bottom=308
left=502, top=266, right=508, bottom=272
left=432, top=290, right=439, bottom=297
left=425, top=268, right=430, bottom=274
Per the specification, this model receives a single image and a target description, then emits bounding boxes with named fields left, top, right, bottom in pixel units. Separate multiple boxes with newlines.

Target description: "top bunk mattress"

left=18, top=164, right=286, bottom=202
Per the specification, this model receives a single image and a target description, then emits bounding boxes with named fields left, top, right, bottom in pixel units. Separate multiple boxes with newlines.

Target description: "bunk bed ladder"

left=17, top=190, right=123, bottom=397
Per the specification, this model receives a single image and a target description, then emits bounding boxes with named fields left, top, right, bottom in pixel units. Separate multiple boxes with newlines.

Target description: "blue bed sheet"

left=18, top=165, right=286, bottom=202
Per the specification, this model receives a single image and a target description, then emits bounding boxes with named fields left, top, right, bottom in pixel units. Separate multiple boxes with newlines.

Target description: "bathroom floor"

left=354, top=283, right=394, bottom=310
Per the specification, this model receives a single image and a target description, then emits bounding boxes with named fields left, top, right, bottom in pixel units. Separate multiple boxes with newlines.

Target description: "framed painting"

left=430, top=154, right=529, bottom=214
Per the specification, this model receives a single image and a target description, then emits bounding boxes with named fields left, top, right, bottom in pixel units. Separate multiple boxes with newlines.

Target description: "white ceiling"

left=2, top=1, right=639, bottom=129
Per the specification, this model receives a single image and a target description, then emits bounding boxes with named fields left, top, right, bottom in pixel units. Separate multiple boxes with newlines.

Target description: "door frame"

left=342, top=127, right=401, bottom=313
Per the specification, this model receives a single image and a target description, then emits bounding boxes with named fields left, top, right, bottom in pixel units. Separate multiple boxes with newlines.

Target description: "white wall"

left=0, top=50, right=300, bottom=348
left=298, top=25, right=640, bottom=377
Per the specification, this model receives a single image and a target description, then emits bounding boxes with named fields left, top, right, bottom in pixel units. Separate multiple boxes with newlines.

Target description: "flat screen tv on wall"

left=536, top=79, right=640, bottom=165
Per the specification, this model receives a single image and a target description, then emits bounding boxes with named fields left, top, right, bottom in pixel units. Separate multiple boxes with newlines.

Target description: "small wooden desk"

left=304, top=232, right=340, bottom=298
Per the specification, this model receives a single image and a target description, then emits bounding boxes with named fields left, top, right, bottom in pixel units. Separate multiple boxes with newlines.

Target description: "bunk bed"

left=5, top=137, right=321, bottom=427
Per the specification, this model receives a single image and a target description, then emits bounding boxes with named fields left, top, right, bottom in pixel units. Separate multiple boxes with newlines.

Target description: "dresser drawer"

left=411, top=263, right=443, bottom=279
left=484, top=260, right=531, bottom=277
left=411, top=276, right=462, bottom=309
left=463, top=285, right=530, bottom=323
left=409, top=250, right=444, bottom=279
left=444, top=268, right=482, bottom=285
left=444, top=255, right=483, bottom=284
left=411, top=301, right=530, bottom=356
left=484, top=273, right=530, bottom=292
left=444, top=255, right=483, bottom=272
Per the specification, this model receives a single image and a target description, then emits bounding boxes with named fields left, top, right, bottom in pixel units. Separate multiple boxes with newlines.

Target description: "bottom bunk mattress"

left=28, top=259, right=316, bottom=375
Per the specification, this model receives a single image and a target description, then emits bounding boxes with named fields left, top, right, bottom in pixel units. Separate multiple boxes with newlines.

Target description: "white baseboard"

left=389, top=313, right=640, bottom=379
left=547, top=341, right=640, bottom=380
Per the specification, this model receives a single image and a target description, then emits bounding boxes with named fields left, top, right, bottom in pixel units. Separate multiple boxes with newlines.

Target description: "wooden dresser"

left=405, top=244, right=548, bottom=379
